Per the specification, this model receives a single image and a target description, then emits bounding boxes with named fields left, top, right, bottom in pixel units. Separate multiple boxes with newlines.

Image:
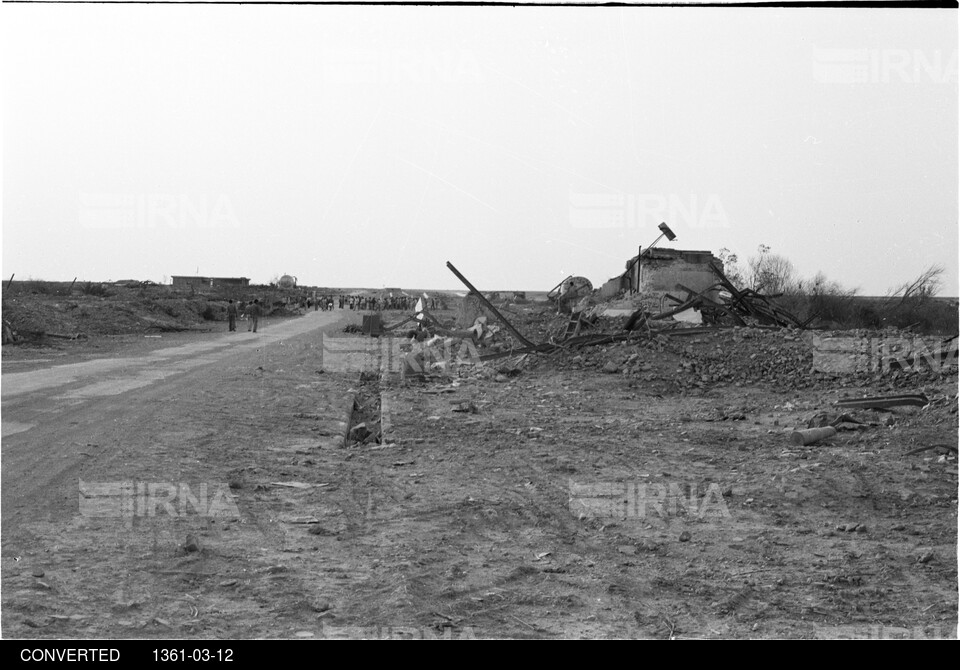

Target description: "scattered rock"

left=111, top=600, right=140, bottom=612
left=184, top=535, right=202, bottom=553
left=349, top=423, right=371, bottom=442
left=452, top=400, right=478, bottom=414
left=31, top=568, right=44, bottom=578
left=918, top=551, right=935, bottom=564
left=679, top=531, right=692, bottom=542
left=602, top=361, right=620, bottom=374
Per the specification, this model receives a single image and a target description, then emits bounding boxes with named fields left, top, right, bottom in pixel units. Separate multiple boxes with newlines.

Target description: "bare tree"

left=746, top=245, right=796, bottom=295
left=888, top=264, right=944, bottom=305
left=717, top=247, right=746, bottom=289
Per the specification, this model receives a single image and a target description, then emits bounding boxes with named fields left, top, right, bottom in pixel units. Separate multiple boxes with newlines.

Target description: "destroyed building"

left=599, top=248, right=722, bottom=300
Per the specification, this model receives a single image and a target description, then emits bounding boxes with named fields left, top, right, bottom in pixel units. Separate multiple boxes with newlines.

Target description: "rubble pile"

left=356, top=260, right=959, bottom=392
left=543, top=327, right=817, bottom=388
left=662, top=328, right=815, bottom=387
left=481, top=300, right=565, bottom=344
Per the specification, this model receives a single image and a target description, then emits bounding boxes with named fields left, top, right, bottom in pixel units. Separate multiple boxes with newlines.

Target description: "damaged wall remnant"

left=600, top=248, right=722, bottom=299
left=627, top=248, right=721, bottom=298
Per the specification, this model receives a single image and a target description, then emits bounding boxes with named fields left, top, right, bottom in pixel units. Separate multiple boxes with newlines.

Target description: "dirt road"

left=2, top=312, right=957, bottom=639
left=2, top=310, right=359, bottom=639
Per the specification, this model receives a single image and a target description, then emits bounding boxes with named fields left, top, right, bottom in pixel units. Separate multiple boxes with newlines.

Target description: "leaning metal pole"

left=445, top=261, right=537, bottom=349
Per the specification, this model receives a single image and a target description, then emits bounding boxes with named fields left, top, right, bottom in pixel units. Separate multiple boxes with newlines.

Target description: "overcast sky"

left=2, top=5, right=957, bottom=295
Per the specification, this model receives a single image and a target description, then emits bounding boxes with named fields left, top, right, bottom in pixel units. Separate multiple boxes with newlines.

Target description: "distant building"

left=599, top=248, right=721, bottom=299
left=171, top=276, right=250, bottom=288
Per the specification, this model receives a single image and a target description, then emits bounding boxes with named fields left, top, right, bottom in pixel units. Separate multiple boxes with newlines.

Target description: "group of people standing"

left=304, top=294, right=448, bottom=312
left=226, top=299, right=261, bottom=333
left=306, top=296, right=335, bottom=311
left=343, top=295, right=446, bottom=312
left=224, top=292, right=449, bottom=333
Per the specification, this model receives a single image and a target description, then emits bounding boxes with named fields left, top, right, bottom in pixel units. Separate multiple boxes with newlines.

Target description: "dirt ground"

left=1, top=306, right=957, bottom=639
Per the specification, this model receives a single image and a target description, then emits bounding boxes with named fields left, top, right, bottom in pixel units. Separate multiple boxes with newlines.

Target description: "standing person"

left=247, top=299, right=262, bottom=333
left=227, top=299, right=238, bottom=332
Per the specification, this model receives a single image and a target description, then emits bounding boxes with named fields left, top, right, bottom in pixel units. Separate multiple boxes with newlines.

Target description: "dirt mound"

left=3, top=294, right=212, bottom=339
left=2, top=282, right=307, bottom=343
